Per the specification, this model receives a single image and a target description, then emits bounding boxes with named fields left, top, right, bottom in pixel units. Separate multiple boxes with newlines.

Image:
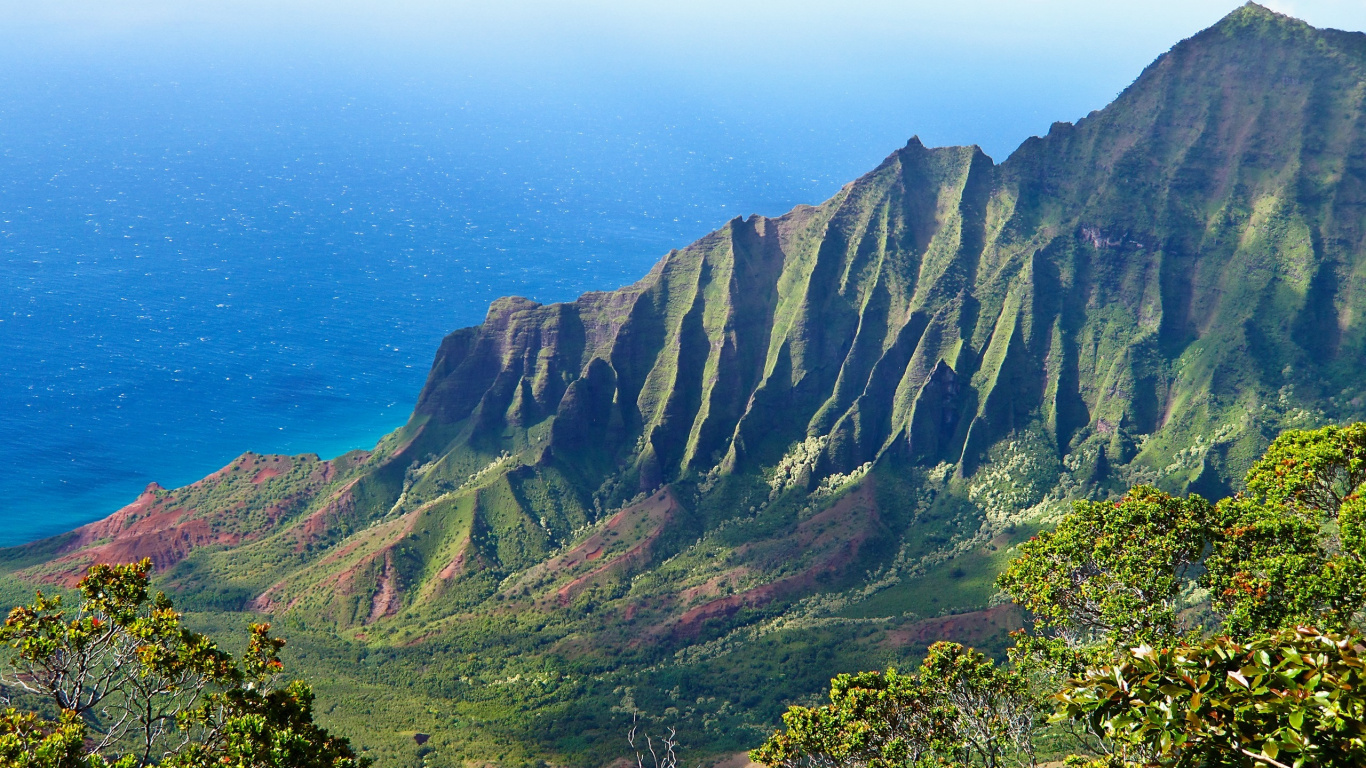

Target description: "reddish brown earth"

left=249, top=536, right=378, bottom=615
left=882, top=603, right=1025, bottom=649
left=251, top=492, right=443, bottom=619
left=553, top=488, right=678, bottom=606
left=675, top=567, right=758, bottom=605
left=368, top=552, right=403, bottom=623
left=289, top=479, right=360, bottom=552
left=22, top=484, right=239, bottom=588
left=17, top=452, right=336, bottom=587
left=435, top=546, right=468, bottom=581
left=540, top=482, right=886, bottom=653
left=501, top=487, right=679, bottom=607
left=656, top=481, right=884, bottom=640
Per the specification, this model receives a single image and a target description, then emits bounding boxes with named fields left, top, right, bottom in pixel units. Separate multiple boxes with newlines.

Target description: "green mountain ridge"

left=7, top=4, right=1366, bottom=766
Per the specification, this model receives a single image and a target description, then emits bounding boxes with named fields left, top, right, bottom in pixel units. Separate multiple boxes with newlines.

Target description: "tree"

left=1204, top=424, right=1366, bottom=635
left=995, top=487, right=1211, bottom=647
left=0, top=559, right=367, bottom=768
left=0, top=708, right=112, bottom=768
left=1244, top=424, right=1366, bottom=512
left=1033, top=424, right=1366, bottom=766
left=1056, top=627, right=1366, bottom=768
left=750, top=668, right=954, bottom=768
left=759, top=423, right=1366, bottom=768
left=919, top=642, right=1039, bottom=768
left=751, top=642, right=1042, bottom=768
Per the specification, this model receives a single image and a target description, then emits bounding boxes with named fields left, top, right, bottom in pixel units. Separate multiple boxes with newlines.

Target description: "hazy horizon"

left=5, top=1, right=1365, bottom=163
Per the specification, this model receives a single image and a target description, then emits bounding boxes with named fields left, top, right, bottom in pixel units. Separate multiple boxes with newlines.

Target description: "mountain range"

left=5, top=4, right=1366, bottom=766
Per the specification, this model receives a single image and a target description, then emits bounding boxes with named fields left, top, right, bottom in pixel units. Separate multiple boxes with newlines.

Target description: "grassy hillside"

left=6, top=5, right=1366, bottom=767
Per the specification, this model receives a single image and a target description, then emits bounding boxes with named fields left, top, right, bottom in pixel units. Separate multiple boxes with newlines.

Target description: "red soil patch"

left=437, top=544, right=468, bottom=581
left=368, top=552, right=402, bottom=623
left=248, top=587, right=288, bottom=614
left=291, top=479, right=360, bottom=552
left=252, top=541, right=392, bottom=616
left=675, top=568, right=757, bottom=605
left=19, top=483, right=230, bottom=588
left=53, top=482, right=165, bottom=554
left=661, top=481, right=883, bottom=640
left=547, top=488, right=678, bottom=607
left=27, top=516, right=242, bottom=588
left=253, top=498, right=430, bottom=619
left=668, top=578, right=787, bottom=637
left=18, top=452, right=336, bottom=588
left=496, top=488, right=677, bottom=606
left=883, top=603, right=1024, bottom=649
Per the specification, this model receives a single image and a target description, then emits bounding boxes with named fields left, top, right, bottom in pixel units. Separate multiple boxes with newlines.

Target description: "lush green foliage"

left=751, top=668, right=955, bottom=768
left=751, top=642, right=1040, bottom=768
left=9, top=5, right=1366, bottom=766
left=0, top=709, right=114, bottom=768
left=1009, top=424, right=1366, bottom=766
left=995, top=487, right=1211, bottom=645
left=1205, top=424, right=1366, bottom=635
left=1058, top=628, right=1366, bottom=768
left=0, top=560, right=366, bottom=768
left=760, top=422, right=1366, bottom=768
left=997, top=423, right=1366, bottom=646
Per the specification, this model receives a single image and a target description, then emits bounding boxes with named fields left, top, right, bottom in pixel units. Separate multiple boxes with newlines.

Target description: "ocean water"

left=1, top=0, right=1205, bottom=546
left=0, top=57, right=938, bottom=546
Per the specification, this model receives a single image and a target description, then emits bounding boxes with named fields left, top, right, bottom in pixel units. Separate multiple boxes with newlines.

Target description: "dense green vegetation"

left=756, top=423, right=1366, bottom=767
left=6, top=3, right=1366, bottom=766
left=0, top=560, right=364, bottom=768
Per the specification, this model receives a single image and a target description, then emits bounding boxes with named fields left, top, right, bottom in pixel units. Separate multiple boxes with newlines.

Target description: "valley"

left=5, top=5, right=1366, bottom=766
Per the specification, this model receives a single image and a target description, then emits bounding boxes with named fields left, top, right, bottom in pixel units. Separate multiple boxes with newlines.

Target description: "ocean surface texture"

left=0, top=62, right=915, bottom=545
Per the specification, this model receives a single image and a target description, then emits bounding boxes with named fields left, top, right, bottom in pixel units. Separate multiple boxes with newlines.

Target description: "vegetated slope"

left=5, top=5, right=1366, bottom=766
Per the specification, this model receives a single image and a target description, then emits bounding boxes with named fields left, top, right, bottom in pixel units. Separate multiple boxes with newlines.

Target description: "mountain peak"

left=1237, top=2, right=1284, bottom=17
left=8, top=8, right=1366, bottom=763
left=1211, top=2, right=1314, bottom=36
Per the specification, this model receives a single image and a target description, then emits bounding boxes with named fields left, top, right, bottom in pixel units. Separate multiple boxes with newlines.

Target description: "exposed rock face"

left=6, top=2, right=1366, bottom=646
left=7, top=8, right=1366, bottom=762
left=413, top=3, right=1366, bottom=497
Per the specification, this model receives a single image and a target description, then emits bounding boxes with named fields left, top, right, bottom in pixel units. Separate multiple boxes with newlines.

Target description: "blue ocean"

left=0, top=27, right=1158, bottom=545
left=0, top=70, right=857, bottom=544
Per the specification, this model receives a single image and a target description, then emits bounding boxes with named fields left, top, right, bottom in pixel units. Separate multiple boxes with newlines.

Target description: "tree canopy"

left=751, top=642, right=1039, bottom=768
left=1057, top=627, right=1366, bottom=768
left=994, top=486, right=1212, bottom=646
left=754, top=423, right=1366, bottom=768
left=0, top=559, right=367, bottom=768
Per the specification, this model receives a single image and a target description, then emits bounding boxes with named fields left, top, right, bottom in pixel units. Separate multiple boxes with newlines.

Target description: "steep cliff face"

left=408, top=4, right=1366, bottom=500
left=409, top=143, right=997, bottom=486
left=8, top=6, right=1366, bottom=764
left=6, top=0, right=1366, bottom=676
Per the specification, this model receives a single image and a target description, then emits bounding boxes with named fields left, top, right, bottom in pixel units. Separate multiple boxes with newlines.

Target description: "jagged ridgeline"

left=414, top=1, right=1366, bottom=493
left=6, top=4, right=1366, bottom=763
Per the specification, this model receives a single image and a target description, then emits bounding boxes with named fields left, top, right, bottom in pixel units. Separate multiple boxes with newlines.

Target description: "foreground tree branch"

left=0, top=559, right=367, bottom=768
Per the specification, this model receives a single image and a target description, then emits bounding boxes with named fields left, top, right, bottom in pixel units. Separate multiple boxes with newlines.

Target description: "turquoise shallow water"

left=0, top=60, right=913, bottom=546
